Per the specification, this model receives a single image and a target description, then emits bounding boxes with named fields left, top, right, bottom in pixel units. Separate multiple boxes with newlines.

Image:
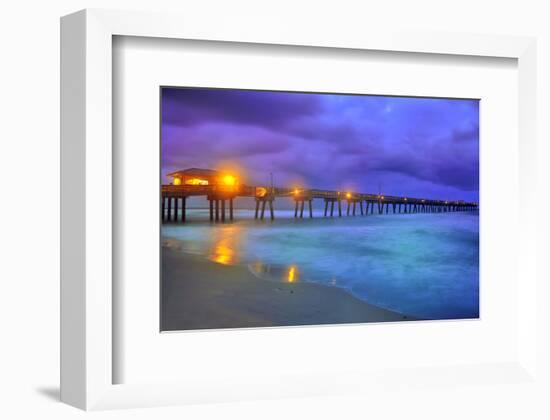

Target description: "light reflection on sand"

left=207, top=225, right=302, bottom=283
left=287, top=265, right=299, bottom=283
left=249, top=261, right=301, bottom=284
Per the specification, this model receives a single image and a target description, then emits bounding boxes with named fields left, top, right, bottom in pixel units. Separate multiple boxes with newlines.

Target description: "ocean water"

left=162, top=209, right=479, bottom=320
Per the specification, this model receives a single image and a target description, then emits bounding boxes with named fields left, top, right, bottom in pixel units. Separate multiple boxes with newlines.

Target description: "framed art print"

left=60, top=9, right=547, bottom=413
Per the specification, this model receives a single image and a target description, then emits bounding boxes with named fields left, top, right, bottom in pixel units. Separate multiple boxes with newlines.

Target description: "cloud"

left=162, top=87, right=321, bottom=129
left=161, top=88, right=479, bottom=201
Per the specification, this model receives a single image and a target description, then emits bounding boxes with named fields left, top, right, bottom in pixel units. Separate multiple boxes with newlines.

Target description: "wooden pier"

left=161, top=183, right=478, bottom=223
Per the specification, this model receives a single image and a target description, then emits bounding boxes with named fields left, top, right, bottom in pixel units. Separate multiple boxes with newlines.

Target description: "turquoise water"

left=162, top=209, right=479, bottom=320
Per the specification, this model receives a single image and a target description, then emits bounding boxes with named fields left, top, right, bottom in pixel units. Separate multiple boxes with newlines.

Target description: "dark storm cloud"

left=162, top=87, right=321, bottom=129
left=161, top=88, right=479, bottom=201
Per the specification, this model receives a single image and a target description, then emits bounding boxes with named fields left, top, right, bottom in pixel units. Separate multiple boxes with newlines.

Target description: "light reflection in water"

left=210, top=242, right=235, bottom=265
left=208, top=226, right=242, bottom=265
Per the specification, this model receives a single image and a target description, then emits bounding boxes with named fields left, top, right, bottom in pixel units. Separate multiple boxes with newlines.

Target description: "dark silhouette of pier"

left=161, top=182, right=478, bottom=223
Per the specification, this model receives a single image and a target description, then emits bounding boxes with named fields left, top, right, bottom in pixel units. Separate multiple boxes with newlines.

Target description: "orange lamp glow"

left=256, top=187, right=268, bottom=197
left=222, top=175, right=236, bottom=187
left=185, top=178, right=209, bottom=186
left=346, top=192, right=352, bottom=199
left=173, top=178, right=182, bottom=186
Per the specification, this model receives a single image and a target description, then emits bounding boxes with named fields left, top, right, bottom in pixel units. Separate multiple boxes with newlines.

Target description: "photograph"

left=160, top=87, right=479, bottom=331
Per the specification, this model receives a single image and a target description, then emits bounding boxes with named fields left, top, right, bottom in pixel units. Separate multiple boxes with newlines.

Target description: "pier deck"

left=161, top=184, right=478, bottom=223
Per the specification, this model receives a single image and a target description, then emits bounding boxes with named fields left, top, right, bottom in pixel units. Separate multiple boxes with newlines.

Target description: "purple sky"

left=161, top=87, right=479, bottom=202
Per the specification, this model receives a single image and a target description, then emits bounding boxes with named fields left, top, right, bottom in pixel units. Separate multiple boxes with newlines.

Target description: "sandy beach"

left=161, top=239, right=411, bottom=331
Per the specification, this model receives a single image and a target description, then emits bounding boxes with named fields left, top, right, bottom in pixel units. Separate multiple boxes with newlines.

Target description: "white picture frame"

left=61, top=8, right=544, bottom=411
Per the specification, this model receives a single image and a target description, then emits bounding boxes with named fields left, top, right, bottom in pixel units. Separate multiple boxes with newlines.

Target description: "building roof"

left=167, top=168, right=220, bottom=178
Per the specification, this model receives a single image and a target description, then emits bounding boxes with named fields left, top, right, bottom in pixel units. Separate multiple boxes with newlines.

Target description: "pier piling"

left=269, top=200, right=274, bottom=220
left=182, top=197, right=186, bottom=222
left=167, top=197, right=172, bottom=221
left=260, top=200, right=266, bottom=220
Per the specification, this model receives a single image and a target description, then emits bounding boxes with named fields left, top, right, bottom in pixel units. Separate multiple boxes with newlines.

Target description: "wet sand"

left=161, top=241, right=412, bottom=331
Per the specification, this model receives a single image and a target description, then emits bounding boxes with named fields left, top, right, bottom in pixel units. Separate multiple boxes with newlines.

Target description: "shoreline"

left=161, top=238, right=412, bottom=331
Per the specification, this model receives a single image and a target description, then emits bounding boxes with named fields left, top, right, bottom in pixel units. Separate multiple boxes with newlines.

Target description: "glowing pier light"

left=346, top=192, right=352, bottom=199
left=222, top=174, right=237, bottom=187
left=256, top=187, right=268, bottom=197
left=173, top=178, right=182, bottom=186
